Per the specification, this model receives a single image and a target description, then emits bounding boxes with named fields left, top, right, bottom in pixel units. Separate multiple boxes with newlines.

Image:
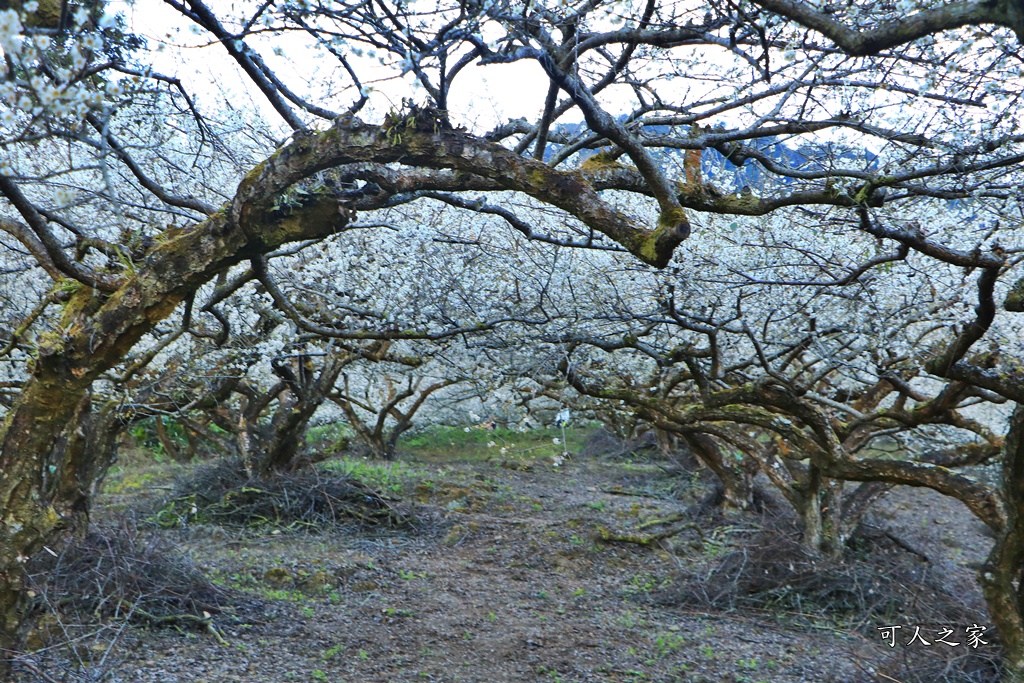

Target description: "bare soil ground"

left=12, top=445, right=1001, bottom=683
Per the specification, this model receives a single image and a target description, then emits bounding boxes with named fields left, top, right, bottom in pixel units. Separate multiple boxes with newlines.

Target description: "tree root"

left=121, top=601, right=229, bottom=646
left=638, top=513, right=686, bottom=529
left=884, top=530, right=932, bottom=563
left=600, top=487, right=656, bottom=498
left=596, top=520, right=705, bottom=546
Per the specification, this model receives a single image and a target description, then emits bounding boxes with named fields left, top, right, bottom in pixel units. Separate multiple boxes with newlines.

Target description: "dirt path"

left=24, top=454, right=981, bottom=683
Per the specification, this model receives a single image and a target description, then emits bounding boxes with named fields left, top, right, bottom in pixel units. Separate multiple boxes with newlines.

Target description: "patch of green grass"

left=262, top=587, right=310, bottom=602
left=736, top=657, right=761, bottom=670
left=209, top=569, right=256, bottom=590
left=319, top=457, right=416, bottom=494
left=306, top=422, right=355, bottom=451
left=611, top=608, right=647, bottom=629
left=101, top=447, right=188, bottom=496
left=104, top=470, right=158, bottom=494
left=403, top=425, right=520, bottom=450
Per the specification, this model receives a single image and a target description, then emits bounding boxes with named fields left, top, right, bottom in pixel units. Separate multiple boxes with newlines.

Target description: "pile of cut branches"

left=660, top=522, right=1001, bottom=682
left=159, top=458, right=410, bottom=530
left=25, top=520, right=234, bottom=632
left=666, top=524, right=979, bottom=625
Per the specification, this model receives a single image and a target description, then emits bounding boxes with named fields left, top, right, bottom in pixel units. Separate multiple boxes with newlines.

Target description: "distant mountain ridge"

left=552, top=120, right=878, bottom=192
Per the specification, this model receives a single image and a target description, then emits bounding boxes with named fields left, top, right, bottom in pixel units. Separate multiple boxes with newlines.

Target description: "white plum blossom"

left=52, top=188, right=75, bottom=207
left=69, top=46, right=86, bottom=70
left=0, top=9, right=23, bottom=54
left=81, top=33, right=103, bottom=51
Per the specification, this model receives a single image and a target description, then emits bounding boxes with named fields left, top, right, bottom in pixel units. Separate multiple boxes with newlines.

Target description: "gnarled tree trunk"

left=0, top=179, right=342, bottom=672
left=252, top=351, right=354, bottom=475
left=797, top=466, right=844, bottom=559
left=981, top=404, right=1024, bottom=680
left=679, top=432, right=755, bottom=511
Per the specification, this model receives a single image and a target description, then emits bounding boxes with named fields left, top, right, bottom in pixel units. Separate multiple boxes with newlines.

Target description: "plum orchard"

left=102, top=201, right=573, bottom=472
left=2, top=0, right=1024, bottom=676
left=527, top=202, right=1015, bottom=552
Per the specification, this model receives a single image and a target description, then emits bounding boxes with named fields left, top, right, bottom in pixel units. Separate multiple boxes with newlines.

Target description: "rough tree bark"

left=980, top=405, right=1024, bottom=680
left=678, top=432, right=754, bottom=511
left=750, top=0, right=1024, bottom=56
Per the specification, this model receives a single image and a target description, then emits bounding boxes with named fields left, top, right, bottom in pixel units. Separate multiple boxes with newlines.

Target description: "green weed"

left=626, top=573, right=669, bottom=593
left=320, top=457, right=414, bottom=494
left=653, top=632, right=686, bottom=657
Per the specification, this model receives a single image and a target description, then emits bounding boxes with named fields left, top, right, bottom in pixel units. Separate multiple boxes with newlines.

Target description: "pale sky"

left=123, top=1, right=554, bottom=134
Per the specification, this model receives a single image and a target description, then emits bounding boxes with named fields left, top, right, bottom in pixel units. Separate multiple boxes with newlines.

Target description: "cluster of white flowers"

left=0, top=4, right=131, bottom=149
left=0, top=9, right=23, bottom=56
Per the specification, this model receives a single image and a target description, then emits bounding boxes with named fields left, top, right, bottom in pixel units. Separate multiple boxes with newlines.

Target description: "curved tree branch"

left=750, top=0, right=1023, bottom=55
